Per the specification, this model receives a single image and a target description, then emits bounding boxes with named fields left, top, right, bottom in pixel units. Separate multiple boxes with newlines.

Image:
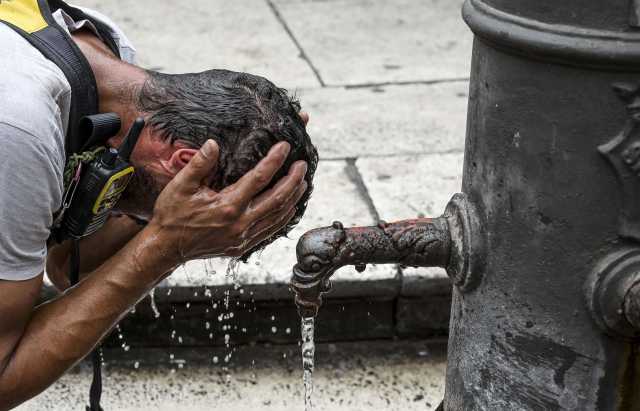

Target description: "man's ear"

left=163, top=147, right=198, bottom=176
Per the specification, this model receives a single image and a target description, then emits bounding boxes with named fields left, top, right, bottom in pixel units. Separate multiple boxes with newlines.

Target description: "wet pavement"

left=16, top=340, right=446, bottom=411
left=31, top=0, right=470, bottom=409
left=70, top=0, right=470, bottom=291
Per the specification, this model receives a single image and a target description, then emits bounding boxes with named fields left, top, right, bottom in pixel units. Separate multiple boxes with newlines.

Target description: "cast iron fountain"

left=290, top=194, right=484, bottom=318
left=290, top=0, right=640, bottom=409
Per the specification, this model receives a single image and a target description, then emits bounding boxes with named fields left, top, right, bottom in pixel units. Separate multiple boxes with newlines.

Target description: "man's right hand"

left=0, top=139, right=308, bottom=411
left=150, top=139, right=308, bottom=262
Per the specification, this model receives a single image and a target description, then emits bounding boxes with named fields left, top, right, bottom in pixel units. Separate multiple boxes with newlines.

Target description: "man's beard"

left=114, top=165, right=164, bottom=221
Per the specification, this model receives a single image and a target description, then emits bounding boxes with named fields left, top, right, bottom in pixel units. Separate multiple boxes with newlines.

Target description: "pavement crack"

left=345, top=158, right=381, bottom=223
left=344, top=77, right=470, bottom=90
left=320, top=149, right=466, bottom=162
left=266, top=0, right=326, bottom=87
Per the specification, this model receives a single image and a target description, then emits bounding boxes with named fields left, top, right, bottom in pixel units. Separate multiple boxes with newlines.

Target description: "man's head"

left=110, top=69, right=318, bottom=254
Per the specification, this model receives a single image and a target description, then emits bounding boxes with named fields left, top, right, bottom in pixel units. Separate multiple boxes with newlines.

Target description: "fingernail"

left=299, top=161, right=308, bottom=174
left=202, top=140, right=215, bottom=156
left=278, top=142, right=291, bottom=156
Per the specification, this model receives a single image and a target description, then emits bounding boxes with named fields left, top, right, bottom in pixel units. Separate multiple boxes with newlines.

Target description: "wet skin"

left=0, top=28, right=311, bottom=411
left=0, top=140, right=307, bottom=411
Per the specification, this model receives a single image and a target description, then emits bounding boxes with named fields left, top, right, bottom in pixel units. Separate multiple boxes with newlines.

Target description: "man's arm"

left=46, top=113, right=311, bottom=292
left=0, top=140, right=308, bottom=410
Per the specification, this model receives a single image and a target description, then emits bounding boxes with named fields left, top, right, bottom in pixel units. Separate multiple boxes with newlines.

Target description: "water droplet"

left=212, top=356, right=219, bottom=364
left=285, top=328, right=291, bottom=334
left=134, top=361, right=140, bottom=369
left=271, top=326, right=277, bottom=334
left=149, top=288, right=160, bottom=319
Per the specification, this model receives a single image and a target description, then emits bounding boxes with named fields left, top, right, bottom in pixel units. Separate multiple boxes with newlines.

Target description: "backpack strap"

left=0, top=0, right=121, bottom=156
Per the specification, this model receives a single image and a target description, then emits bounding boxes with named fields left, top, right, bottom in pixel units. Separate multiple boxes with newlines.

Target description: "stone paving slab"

left=357, top=152, right=464, bottom=220
left=74, top=0, right=319, bottom=89
left=298, top=81, right=469, bottom=159
left=358, top=153, right=463, bottom=289
left=18, top=340, right=446, bottom=411
left=166, top=159, right=396, bottom=288
left=273, top=0, right=472, bottom=86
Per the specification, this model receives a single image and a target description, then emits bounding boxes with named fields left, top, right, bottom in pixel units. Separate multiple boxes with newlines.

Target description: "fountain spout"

left=291, top=194, right=484, bottom=317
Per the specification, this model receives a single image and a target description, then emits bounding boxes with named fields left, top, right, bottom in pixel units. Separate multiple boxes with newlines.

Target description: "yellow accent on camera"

left=92, top=167, right=135, bottom=215
left=0, top=0, right=48, bottom=34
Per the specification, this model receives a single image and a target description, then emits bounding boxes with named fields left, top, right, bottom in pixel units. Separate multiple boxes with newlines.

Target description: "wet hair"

left=137, top=69, right=318, bottom=258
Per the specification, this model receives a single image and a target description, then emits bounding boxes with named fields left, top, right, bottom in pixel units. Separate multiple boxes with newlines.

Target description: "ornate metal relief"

left=632, top=0, right=640, bottom=27
left=599, top=83, right=640, bottom=241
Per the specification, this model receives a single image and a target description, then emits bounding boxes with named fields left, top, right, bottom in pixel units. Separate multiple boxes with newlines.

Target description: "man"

left=0, top=3, right=317, bottom=410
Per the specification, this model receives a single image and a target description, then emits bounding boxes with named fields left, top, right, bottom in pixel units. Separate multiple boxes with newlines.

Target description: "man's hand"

left=0, top=136, right=308, bottom=410
left=151, top=140, right=308, bottom=261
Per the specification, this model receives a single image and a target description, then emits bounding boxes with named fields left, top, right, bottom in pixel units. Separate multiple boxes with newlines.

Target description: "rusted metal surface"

left=292, top=1, right=640, bottom=409
left=290, top=193, right=484, bottom=317
left=443, top=0, right=640, bottom=409
left=291, top=218, right=450, bottom=317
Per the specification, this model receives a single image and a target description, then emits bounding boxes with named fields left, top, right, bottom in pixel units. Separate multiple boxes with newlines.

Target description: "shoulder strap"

left=0, top=0, right=120, bottom=156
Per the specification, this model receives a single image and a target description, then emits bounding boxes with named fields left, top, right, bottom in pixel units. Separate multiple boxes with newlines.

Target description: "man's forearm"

left=0, top=223, right=177, bottom=410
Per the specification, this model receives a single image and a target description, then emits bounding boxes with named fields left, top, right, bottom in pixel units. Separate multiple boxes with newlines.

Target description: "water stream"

left=301, top=316, right=316, bottom=411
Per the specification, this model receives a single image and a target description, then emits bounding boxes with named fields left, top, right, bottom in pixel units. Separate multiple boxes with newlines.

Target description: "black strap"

left=87, top=349, right=104, bottom=411
left=42, top=0, right=123, bottom=154
left=70, top=240, right=80, bottom=284
left=2, top=0, right=121, bottom=156
left=69, top=240, right=105, bottom=411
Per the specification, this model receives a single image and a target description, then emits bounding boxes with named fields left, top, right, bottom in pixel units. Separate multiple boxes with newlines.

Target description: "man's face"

left=108, top=129, right=181, bottom=221
left=114, top=164, right=165, bottom=221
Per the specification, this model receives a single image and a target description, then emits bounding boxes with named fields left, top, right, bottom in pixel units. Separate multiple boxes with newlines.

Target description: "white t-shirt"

left=0, top=7, right=136, bottom=280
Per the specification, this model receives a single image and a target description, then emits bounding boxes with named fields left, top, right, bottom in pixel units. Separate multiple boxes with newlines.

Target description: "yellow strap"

left=0, top=0, right=48, bottom=34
